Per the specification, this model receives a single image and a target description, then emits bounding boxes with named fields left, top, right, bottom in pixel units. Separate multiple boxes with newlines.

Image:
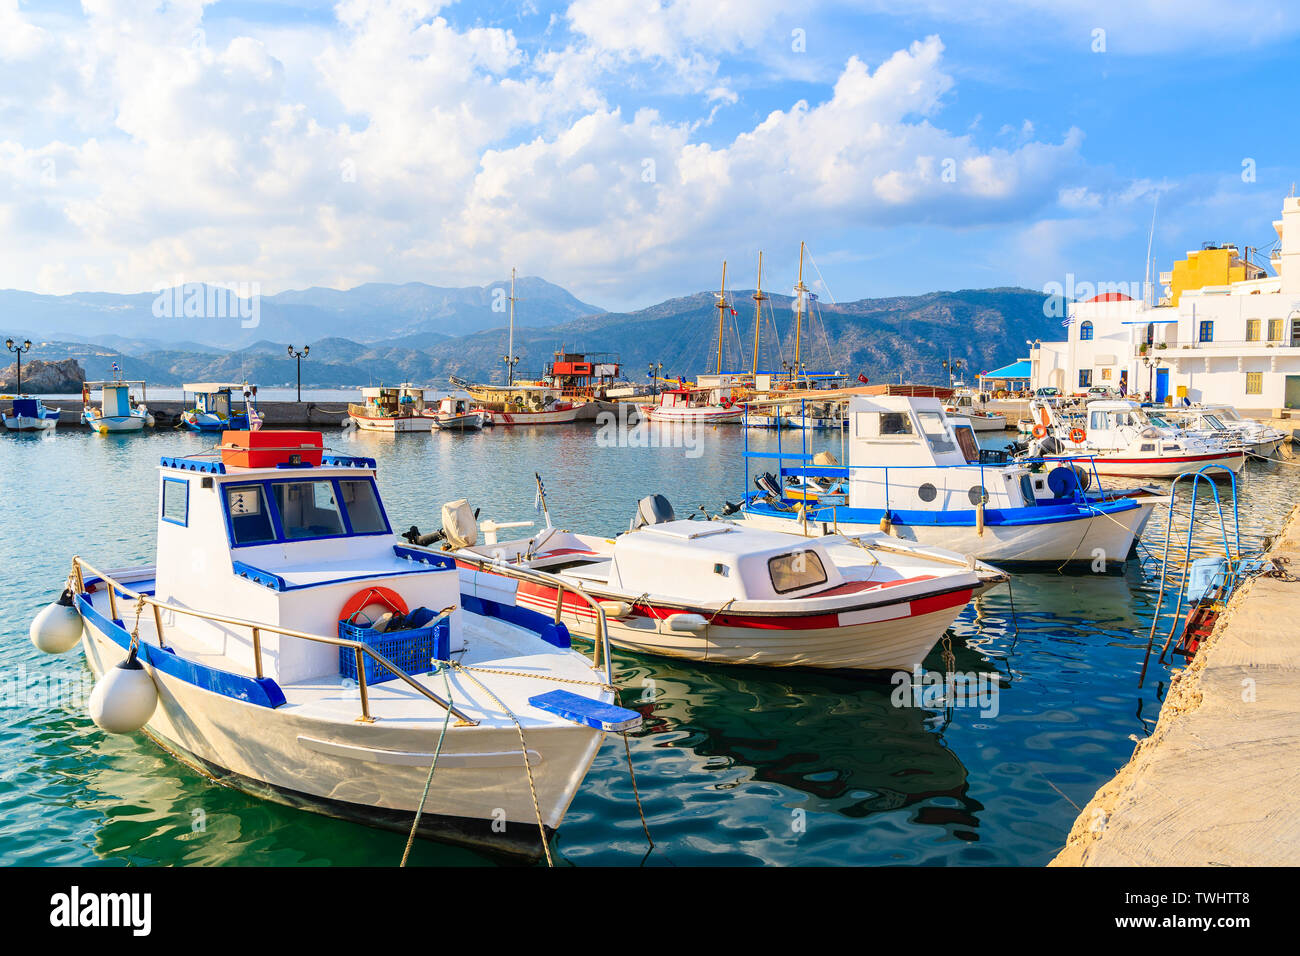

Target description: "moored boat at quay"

left=81, top=367, right=154, bottom=432
left=347, top=384, right=436, bottom=431
left=2, top=395, right=60, bottom=430
left=28, top=429, right=639, bottom=860
left=733, top=394, right=1165, bottom=569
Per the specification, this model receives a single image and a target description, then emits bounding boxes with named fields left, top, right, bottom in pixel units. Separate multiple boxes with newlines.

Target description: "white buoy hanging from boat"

left=88, top=646, right=158, bottom=734
left=666, top=613, right=708, bottom=633
left=30, top=588, right=84, bottom=654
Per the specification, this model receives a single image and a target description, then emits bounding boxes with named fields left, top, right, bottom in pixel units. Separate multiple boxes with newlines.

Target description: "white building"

left=1031, top=195, right=1300, bottom=416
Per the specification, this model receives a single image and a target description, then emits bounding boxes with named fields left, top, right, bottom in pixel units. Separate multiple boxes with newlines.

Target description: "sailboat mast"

left=793, top=241, right=806, bottom=384
left=506, top=267, right=517, bottom=387
left=715, top=260, right=728, bottom=375
left=751, top=251, right=766, bottom=378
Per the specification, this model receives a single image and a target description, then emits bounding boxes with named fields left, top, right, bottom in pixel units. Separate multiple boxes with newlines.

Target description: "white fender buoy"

left=30, top=590, right=84, bottom=654
left=88, top=648, right=158, bottom=734
left=599, top=601, right=633, bottom=620
left=666, top=613, right=708, bottom=633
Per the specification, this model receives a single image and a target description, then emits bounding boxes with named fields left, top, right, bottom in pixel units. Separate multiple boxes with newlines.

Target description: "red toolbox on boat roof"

left=221, top=430, right=324, bottom=468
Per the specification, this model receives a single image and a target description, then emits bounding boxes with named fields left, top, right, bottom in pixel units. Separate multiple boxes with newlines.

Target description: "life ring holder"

left=339, top=586, right=408, bottom=625
left=1031, top=424, right=1048, bottom=439
left=1068, top=426, right=1087, bottom=444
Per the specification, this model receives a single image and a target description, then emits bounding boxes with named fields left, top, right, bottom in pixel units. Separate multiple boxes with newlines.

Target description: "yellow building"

left=1167, top=243, right=1266, bottom=306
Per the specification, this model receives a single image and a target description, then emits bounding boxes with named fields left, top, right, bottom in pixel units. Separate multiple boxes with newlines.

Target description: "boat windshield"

left=768, top=550, right=828, bottom=594
left=916, top=410, right=957, bottom=454
left=223, top=476, right=391, bottom=546
left=273, top=481, right=346, bottom=539
left=1201, top=415, right=1226, bottom=430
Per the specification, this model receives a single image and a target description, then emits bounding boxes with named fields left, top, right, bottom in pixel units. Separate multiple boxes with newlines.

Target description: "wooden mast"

left=715, top=260, right=728, bottom=376
left=751, top=251, right=766, bottom=378
left=793, top=241, right=807, bottom=384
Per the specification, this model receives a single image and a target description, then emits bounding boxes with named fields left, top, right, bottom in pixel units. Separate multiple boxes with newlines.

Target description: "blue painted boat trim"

left=459, top=594, right=571, bottom=648
left=231, top=559, right=451, bottom=592
left=743, top=493, right=1138, bottom=528
left=528, top=689, right=640, bottom=732
left=77, top=592, right=287, bottom=709
left=322, top=454, right=378, bottom=469
left=160, top=456, right=226, bottom=474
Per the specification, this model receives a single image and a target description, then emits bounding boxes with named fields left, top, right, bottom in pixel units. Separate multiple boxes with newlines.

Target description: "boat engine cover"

left=442, top=498, right=478, bottom=549
left=631, top=494, right=675, bottom=531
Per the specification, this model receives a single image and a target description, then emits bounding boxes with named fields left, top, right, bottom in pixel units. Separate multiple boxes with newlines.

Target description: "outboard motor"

left=630, top=494, right=675, bottom=531
left=754, top=472, right=783, bottom=501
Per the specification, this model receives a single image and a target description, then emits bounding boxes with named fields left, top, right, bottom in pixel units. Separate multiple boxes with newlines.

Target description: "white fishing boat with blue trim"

left=733, top=394, right=1167, bottom=569
left=2, top=396, right=60, bottom=430
left=181, top=382, right=250, bottom=431
left=29, top=429, right=638, bottom=860
left=81, top=368, right=154, bottom=432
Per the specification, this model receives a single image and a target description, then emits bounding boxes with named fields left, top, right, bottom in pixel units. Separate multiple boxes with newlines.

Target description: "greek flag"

left=247, top=403, right=263, bottom=431
left=1060, top=315, right=1074, bottom=328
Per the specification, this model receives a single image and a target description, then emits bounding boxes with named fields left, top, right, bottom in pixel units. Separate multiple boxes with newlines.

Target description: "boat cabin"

left=358, top=385, right=429, bottom=417
left=85, top=379, right=146, bottom=417
left=436, top=390, right=476, bottom=416
left=842, top=395, right=1036, bottom=511
left=605, top=521, right=844, bottom=603
left=152, top=430, right=461, bottom=683
left=184, top=382, right=246, bottom=419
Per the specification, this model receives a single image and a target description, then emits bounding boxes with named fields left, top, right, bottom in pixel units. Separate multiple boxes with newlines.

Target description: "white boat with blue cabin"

left=2, top=396, right=60, bottom=430
left=82, top=368, right=154, bottom=433
left=181, top=382, right=250, bottom=431
left=733, top=394, right=1166, bottom=570
left=29, top=429, right=638, bottom=859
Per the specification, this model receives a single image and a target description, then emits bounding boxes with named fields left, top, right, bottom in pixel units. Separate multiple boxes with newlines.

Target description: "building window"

left=1268, top=318, right=1283, bottom=341
left=1246, top=319, right=1260, bottom=342
left=1146, top=323, right=1155, bottom=346
left=1198, top=321, right=1214, bottom=343
left=1079, top=321, right=1094, bottom=341
left=1246, top=372, right=1263, bottom=395
left=1078, top=369, right=1093, bottom=388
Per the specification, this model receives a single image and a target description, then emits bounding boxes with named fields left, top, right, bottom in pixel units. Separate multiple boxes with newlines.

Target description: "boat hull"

left=490, top=405, right=584, bottom=425
left=349, top=413, right=433, bottom=432
left=645, top=406, right=744, bottom=424
left=430, top=413, right=485, bottom=431
left=83, top=413, right=147, bottom=433
left=738, top=503, right=1149, bottom=568
left=2, top=415, right=57, bottom=430
left=1062, top=449, right=1246, bottom=479
left=76, top=595, right=605, bottom=858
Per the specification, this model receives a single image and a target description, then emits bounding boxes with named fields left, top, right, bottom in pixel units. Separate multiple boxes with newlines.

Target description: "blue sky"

left=1, top=0, right=1297, bottom=312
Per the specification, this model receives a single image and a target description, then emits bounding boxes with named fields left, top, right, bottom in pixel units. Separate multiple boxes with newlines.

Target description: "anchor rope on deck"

left=400, top=663, right=454, bottom=868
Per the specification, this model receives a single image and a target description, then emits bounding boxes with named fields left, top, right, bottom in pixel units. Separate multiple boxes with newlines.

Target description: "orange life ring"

left=1068, top=426, right=1086, bottom=444
left=339, top=585, right=408, bottom=624
left=1031, top=424, right=1048, bottom=439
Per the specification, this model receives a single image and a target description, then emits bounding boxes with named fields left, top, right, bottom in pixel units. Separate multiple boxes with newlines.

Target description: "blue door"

left=1155, top=368, right=1169, bottom=403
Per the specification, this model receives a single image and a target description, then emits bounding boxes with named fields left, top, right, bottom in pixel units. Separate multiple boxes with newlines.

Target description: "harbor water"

left=2, top=414, right=1297, bottom=866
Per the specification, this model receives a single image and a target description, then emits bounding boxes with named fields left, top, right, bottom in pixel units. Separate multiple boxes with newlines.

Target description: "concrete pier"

left=1052, top=505, right=1300, bottom=866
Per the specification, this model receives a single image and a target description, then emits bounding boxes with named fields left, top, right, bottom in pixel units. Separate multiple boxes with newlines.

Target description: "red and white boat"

left=1026, top=398, right=1245, bottom=479
left=448, top=496, right=1005, bottom=672
left=464, top=385, right=588, bottom=425
left=642, top=382, right=745, bottom=424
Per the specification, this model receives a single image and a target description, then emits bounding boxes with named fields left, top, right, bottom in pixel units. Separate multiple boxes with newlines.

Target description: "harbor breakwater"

left=1051, top=504, right=1300, bottom=866
left=40, top=400, right=351, bottom=428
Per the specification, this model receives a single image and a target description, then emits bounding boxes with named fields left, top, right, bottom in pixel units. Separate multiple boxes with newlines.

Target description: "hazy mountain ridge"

left=8, top=285, right=1058, bottom=389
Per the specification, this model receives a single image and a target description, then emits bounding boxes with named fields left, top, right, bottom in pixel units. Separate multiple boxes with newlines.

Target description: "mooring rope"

left=400, top=662, right=454, bottom=867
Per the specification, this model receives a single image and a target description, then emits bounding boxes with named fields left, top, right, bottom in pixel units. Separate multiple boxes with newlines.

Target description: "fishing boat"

left=28, top=430, right=637, bottom=860
left=181, top=382, right=250, bottom=431
left=81, top=368, right=154, bottom=433
left=1024, top=398, right=1245, bottom=478
left=429, top=391, right=487, bottom=431
left=439, top=487, right=1006, bottom=672
left=943, top=390, right=1006, bottom=432
left=1163, top=404, right=1288, bottom=459
left=644, top=383, right=745, bottom=423
left=347, top=385, right=435, bottom=432
left=2, top=396, right=60, bottom=430
left=732, top=394, right=1165, bottom=569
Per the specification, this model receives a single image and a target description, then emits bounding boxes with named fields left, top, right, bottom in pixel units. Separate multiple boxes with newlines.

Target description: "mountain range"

left=3, top=279, right=1060, bottom=390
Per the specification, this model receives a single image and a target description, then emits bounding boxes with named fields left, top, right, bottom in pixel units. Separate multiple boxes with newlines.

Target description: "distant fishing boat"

left=429, top=391, right=487, bottom=431
left=347, top=385, right=435, bottom=432
left=2, top=396, right=60, bottom=431
left=29, top=431, right=637, bottom=860
left=81, top=366, right=153, bottom=433
left=181, top=382, right=251, bottom=431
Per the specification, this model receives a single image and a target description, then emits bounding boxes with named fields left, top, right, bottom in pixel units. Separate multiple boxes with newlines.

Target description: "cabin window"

left=339, top=479, right=388, bottom=534
left=1090, top=410, right=1107, bottom=430
left=768, top=550, right=828, bottom=594
left=161, top=478, right=189, bottom=527
left=916, top=410, right=956, bottom=454
left=954, top=425, right=980, bottom=464
left=917, top=483, right=938, bottom=502
left=1246, top=372, right=1263, bottom=395
left=1140, top=443, right=1156, bottom=452
left=273, top=481, right=346, bottom=540
left=225, top=484, right=276, bottom=545
left=879, top=412, right=912, bottom=435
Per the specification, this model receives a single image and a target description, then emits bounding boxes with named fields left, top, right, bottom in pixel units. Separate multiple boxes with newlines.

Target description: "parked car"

left=1034, top=386, right=1060, bottom=398
left=1086, top=385, right=1119, bottom=399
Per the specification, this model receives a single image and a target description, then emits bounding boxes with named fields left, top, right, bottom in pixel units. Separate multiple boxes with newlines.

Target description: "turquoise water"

left=2, top=422, right=1296, bottom=866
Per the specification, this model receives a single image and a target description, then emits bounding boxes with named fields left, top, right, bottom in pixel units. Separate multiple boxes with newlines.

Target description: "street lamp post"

left=5, top=338, right=32, bottom=393
left=502, top=353, right=520, bottom=387
left=941, top=357, right=963, bottom=388
left=287, top=345, right=309, bottom=402
left=647, top=361, right=663, bottom=396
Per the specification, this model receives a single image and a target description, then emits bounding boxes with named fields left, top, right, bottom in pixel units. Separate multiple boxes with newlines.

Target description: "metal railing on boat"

left=71, top=554, right=616, bottom=727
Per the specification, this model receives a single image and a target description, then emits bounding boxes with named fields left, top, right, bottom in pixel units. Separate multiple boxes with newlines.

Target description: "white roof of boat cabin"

left=626, top=520, right=823, bottom=558
left=1085, top=399, right=1143, bottom=412
left=184, top=382, right=247, bottom=392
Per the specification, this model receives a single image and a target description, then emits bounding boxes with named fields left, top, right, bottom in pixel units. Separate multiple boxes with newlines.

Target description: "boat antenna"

left=751, top=251, right=766, bottom=378
left=534, top=472, right=552, bottom=529
left=714, top=260, right=728, bottom=376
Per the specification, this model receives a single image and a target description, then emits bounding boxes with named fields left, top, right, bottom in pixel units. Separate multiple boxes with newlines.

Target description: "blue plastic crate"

left=338, top=615, right=449, bottom=685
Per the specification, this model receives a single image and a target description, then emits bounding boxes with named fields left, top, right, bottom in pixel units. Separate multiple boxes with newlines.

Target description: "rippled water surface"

left=2, top=414, right=1296, bottom=866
